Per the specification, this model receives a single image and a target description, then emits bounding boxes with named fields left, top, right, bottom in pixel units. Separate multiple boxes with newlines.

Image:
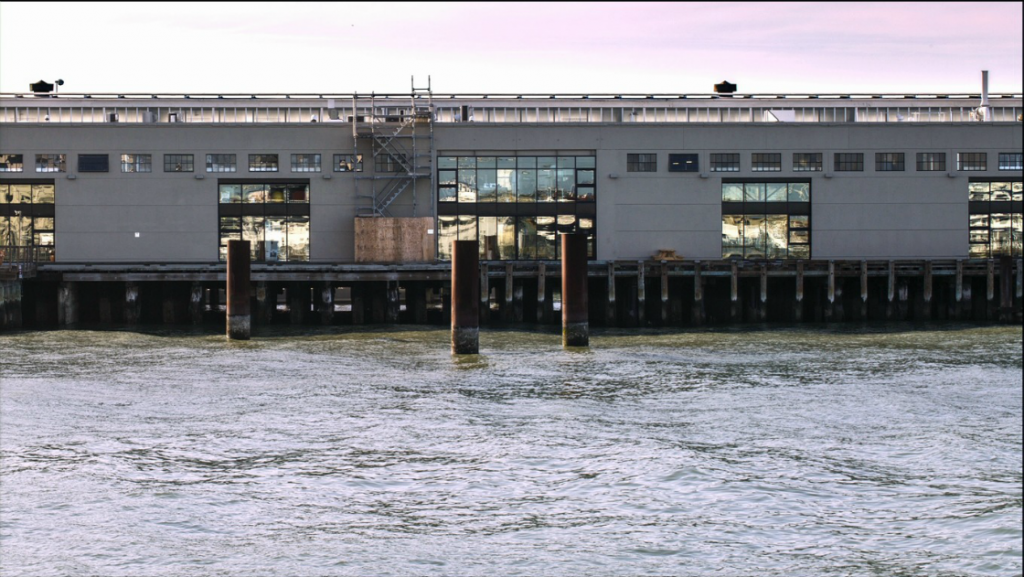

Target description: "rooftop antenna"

left=979, top=70, right=991, bottom=122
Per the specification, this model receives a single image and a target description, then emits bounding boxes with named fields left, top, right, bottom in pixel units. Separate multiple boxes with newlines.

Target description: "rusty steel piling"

left=451, top=240, right=480, bottom=354
left=226, top=240, right=251, bottom=340
left=562, top=234, right=589, bottom=347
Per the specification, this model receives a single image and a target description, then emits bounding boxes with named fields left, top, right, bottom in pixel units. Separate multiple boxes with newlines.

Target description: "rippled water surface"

left=1, top=324, right=1021, bottom=576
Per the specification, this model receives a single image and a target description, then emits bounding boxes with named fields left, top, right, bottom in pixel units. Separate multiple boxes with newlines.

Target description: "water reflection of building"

left=0, top=82, right=1021, bottom=265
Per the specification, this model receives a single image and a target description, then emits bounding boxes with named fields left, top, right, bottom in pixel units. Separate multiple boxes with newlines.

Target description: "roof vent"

left=30, top=80, right=54, bottom=96
left=714, top=80, right=737, bottom=95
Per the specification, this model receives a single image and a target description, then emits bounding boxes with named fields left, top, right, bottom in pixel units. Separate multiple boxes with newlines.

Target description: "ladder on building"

left=356, top=77, right=434, bottom=217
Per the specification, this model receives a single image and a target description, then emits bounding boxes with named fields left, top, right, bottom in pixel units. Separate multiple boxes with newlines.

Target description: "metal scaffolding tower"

left=356, top=77, right=434, bottom=217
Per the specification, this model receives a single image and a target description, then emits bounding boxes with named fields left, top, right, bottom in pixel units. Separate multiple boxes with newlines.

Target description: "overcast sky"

left=1, top=2, right=1021, bottom=95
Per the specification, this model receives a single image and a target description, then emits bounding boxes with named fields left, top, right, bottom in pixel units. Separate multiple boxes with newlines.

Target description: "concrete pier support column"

left=226, top=239, right=251, bottom=340
left=986, top=259, right=996, bottom=321
left=512, top=279, right=524, bottom=323
left=255, top=282, right=272, bottom=325
left=886, top=261, right=896, bottom=320
left=921, top=261, right=933, bottom=320
left=729, top=261, right=740, bottom=322
left=411, top=282, right=428, bottom=325
left=479, top=263, right=490, bottom=325
left=606, top=262, right=617, bottom=327
left=692, top=261, right=705, bottom=326
left=860, top=261, right=869, bottom=319
left=125, top=281, right=141, bottom=325
left=351, top=284, right=365, bottom=325
left=0, top=281, right=22, bottom=330
left=660, top=262, right=670, bottom=326
left=794, top=261, right=804, bottom=322
left=452, top=240, right=480, bottom=355
left=503, top=263, right=515, bottom=323
left=99, top=286, right=113, bottom=325
left=999, top=256, right=1013, bottom=323
left=562, top=234, right=589, bottom=348
left=58, top=281, right=78, bottom=327
left=636, top=261, right=646, bottom=327
left=189, top=282, right=204, bottom=325
left=386, top=281, right=400, bottom=324
left=758, top=264, right=768, bottom=322
left=536, top=263, right=548, bottom=324
left=321, top=282, right=335, bottom=325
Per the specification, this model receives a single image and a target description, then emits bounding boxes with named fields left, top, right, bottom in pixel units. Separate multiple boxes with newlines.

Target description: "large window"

left=248, top=154, right=279, bottom=172
left=751, top=153, right=781, bottom=172
left=35, top=154, right=66, bottom=173
left=217, top=182, right=310, bottom=262
left=437, top=154, right=596, bottom=260
left=206, top=154, right=237, bottom=173
left=291, top=154, right=321, bottom=173
left=917, top=152, right=946, bottom=171
left=668, top=154, right=699, bottom=173
left=0, top=182, right=56, bottom=262
left=968, top=180, right=1022, bottom=258
left=78, top=154, right=109, bottom=173
left=164, top=154, right=194, bottom=172
left=333, top=154, right=363, bottom=172
left=722, top=181, right=810, bottom=260
left=710, top=153, right=740, bottom=172
left=374, top=152, right=409, bottom=173
left=998, top=153, right=1023, bottom=171
left=793, top=153, right=822, bottom=172
left=0, top=154, right=24, bottom=173
left=875, top=153, right=905, bottom=171
left=121, top=154, right=152, bottom=173
left=834, top=153, right=864, bottom=172
left=627, top=153, right=657, bottom=172
left=958, top=153, right=987, bottom=171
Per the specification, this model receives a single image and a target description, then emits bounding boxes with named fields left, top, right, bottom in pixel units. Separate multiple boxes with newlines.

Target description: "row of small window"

left=0, top=153, right=366, bottom=174
left=723, top=182, right=810, bottom=202
left=968, top=213, right=1023, bottom=258
left=0, top=184, right=56, bottom=204
left=438, top=156, right=596, bottom=203
left=627, top=152, right=1024, bottom=173
left=436, top=215, right=595, bottom=261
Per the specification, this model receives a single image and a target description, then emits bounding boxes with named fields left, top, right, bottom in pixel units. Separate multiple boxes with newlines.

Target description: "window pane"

left=11, top=184, right=31, bottom=204
left=788, top=183, right=810, bottom=202
left=219, top=184, right=242, bottom=203
left=497, top=169, right=516, bottom=202
left=286, top=216, right=310, bottom=262
left=517, top=169, right=537, bottom=202
left=439, top=187, right=457, bottom=202
left=438, top=170, right=457, bottom=187
left=477, top=169, right=497, bottom=202
left=766, top=215, right=788, bottom=258
left=766, top=183, right=787, bottom=202
left=437, top=216, right=458, bottom=260
left=32, top=184, right=55, bottom=204
left=264, top=217, right=286, bottom=261
left=744, top=183, right=766, bottom=202
left=722, top=183, right=743, bottom=202
left=498, top=216, right=516, bottom=260
left=557, top=168, right=575, bottom=201
left=518, top=217, right=537, bottom=260
left=536, top=217, right=556, bottom=259
left=458, top=169, right=477, bottom=202
left=537, top=169, right=556, bottom=202
left=457, top=215, right=477, bottom=242
left=438, top=157, right=457, bottom=169
left=968, top=182, right=990, bottom=201
left=244, top=184, right=267, bottom=203
left=287, top=184, right=308, bottom=203
left=267, top=184, right=287, bottom=203
left=991, top=182, right=1011, bottom=201
left=790, top=215, right=810, bottom=229
left=478, top=217, right=497, bottom=258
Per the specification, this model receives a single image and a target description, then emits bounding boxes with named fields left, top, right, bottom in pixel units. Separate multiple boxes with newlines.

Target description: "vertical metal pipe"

left=321, top=282, right=334, bottom=325
left=828, top=261, right=836, bottom=303
left=660, top=262, right=669, bottom=325
left=730, top=261, right=738, bottom=302
left=888, top=261, right=896, bottom=302
left=923, top=261, right=933, bottom=303
left=562, top=234, right=589, bottom=347
left=955, top=260, right=963, bottom=302
left=606, top=262, right=616, bottom=326
left=636, top=261, right=646, bottom=326
left=537, top=262, right=547, bottom=323
left=125, top=281, right=140, bottom=325
left=987, top=260, right=995, bottom=301
left=452, top=240, right=480, bottom=354
left=190, top=281, right=204, bottom=325
left=759, top=264, right=767, bottom=304
left=226, top=239, right=251, bottom=340
left=694, top=261, right=704, bottom=302
left=505, top=262, right=514, bottom=322
left=796, top=261, right=804, bottom=302
left=860, top=261, right=869, bottom=302
left=999, top=256, right=1013, bottom=321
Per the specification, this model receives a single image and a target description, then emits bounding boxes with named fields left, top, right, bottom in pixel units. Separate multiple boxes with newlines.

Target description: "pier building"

left=1, top=77, right=1021, bottom=329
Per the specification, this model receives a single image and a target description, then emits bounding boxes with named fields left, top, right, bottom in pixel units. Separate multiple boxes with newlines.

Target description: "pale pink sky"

left=1, top=2, right=1020, bottom=94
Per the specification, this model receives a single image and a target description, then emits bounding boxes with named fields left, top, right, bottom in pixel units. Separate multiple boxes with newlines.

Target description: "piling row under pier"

left=7, top=259, right=1023, bottom=330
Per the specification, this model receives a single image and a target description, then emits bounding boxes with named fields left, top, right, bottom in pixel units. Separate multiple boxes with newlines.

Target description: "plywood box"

left=354, top=217, right=436, bottom=263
